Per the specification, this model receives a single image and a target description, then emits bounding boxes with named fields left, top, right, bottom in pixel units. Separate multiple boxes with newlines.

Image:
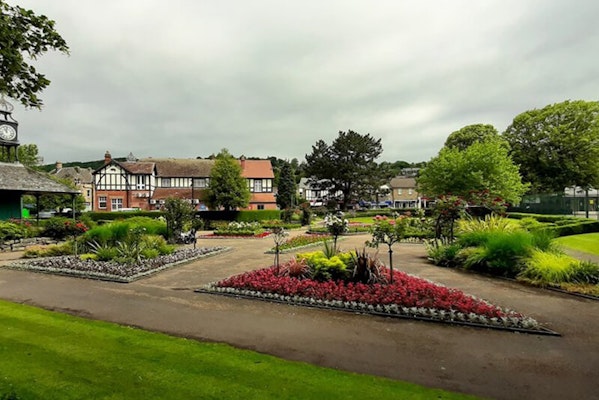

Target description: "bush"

left=23, top=242, right=74, bottom=258
left=0, top=221, right=30, bottom=242
left=425, top=240, right=462, bottom=268
left=480, top=231, right=533, bottom=277
left=41, top=217, right=88, bottom=240
left=296, top=250, right=355, bottom=281
left=518, top=250, right=598, bottom=285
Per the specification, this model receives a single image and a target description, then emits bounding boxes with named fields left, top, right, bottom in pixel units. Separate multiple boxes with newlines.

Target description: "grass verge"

left=0, top=300, right=479, bottom=400
left=554, top=233, right=599, bottom=256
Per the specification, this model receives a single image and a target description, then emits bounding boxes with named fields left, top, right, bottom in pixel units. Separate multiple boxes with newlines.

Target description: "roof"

left=119, top=161, right=155, bottom=175
left=241, top=160, right=274, bottom=179
left=0, top=162, right=79, bottom=194
left=51, top=166, right=93, bottom=183
left=389, top=176, right=417, bottom=188
left=142, top=158, right=214, bottom=177
left=151, top=187, right=204, bottom=200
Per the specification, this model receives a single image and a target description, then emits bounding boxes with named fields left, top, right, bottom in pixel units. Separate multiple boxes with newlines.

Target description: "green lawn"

left=0, top=300, right=479, bottom=400
left=554, top=233, right=599, bottom=256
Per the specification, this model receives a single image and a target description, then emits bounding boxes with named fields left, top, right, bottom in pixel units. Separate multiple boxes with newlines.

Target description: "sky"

left=8, top=0, right=599, bottom=165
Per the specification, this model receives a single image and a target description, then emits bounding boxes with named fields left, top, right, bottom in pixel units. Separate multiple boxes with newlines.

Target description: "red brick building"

left=92, top=152, right=277, bottom=211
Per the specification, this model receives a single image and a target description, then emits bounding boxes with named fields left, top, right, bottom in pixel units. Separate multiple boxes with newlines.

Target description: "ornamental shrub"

left=42, top=217, right=88, bottom=239
left=518, top=250, right=591, bottom=285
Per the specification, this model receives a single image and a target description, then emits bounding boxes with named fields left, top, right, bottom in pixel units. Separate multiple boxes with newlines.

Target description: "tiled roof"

left=0, top=162, right=79, bottom=194
left=141, top=158, right=214, bottom=177
left=118, top=161, right=155, bottom=175
left=52, top=166, right=93, bottom=183
left=390, top=177, right=417, bottom=188
left=241, top=160, right=274, bottom=178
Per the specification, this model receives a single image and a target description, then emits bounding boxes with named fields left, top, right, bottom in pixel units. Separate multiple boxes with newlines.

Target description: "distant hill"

left=38, top=158, right=127, bottom=173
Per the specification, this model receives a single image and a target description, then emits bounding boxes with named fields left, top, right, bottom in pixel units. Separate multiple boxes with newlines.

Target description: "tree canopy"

left=275, top=161, right=296, bottom=209
left=0, top=142, right=39, bottom=166
left=304, top=130, right=383, bottom=210
left=0, top=0, right=69, bottom=108
left=503, top=100, right=599, bottom=193
left=205, top=149, right=250, bottom=211
left=417, top=139, right=529, bottom=205
left=444, top=124, right=503, bottom=151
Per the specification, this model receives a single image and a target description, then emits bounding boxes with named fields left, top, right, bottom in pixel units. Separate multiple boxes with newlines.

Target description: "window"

left=193, top=178, right=207, bottom=188
left=257, top=204, right=265, bottom=210
left=397, top=189, right=403, bottom=195
left=111, top=198, right=123, bottom=211
left=408, top=189, right=413, bottom=195
left=86, top=189, right=92, bottom=197
left=161, top=178, right=171, bottom=188
left=253, top=180, right=262, bottom=192
left=99, top=196, right=107, bottom=209
left=136, top=183, right=146, bottom=190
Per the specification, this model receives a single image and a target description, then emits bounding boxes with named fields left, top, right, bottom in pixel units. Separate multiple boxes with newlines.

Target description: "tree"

left=276, top=161, right=296, bottom=209
left=205, top=149, right=250, bottom=211
left=503, top=100, right=599, bottom=193
left=0, top=143, right=39, bottom=167
left=444, top=124, right=502, bottom=151
left=163, top=197, right=194, bottom=243
left=360, top=162, right=394, bottom=204
left=417, top=139, right=528, bottom=205
left=304, top=130, right=383, bottom=210
left=0, top=1, right=69, bottom=108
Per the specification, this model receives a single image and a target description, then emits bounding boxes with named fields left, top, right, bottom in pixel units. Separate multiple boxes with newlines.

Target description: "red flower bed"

left=215, top=266, right=517, bottom=319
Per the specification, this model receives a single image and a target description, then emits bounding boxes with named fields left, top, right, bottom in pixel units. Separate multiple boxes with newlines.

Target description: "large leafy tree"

left=276, top=161, right=296, bottom=209
left=417, top=139, right=528, bottom=205
left=0, top=143, right=39, bottom=166
left=0, top=0, right=69, bottom=108
left=304, top=130, right=383, bottom=210
left=503, top=100, right=599, bottom=192
left=444, top=124, right=503, bottom=151
left=360, top=162, right=394, bottom=204
left=205, top=149, right=250, bottom=211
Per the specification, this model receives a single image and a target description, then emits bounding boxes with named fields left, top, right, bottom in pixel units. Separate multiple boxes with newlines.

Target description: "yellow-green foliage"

left=458, top=214, right=521, bottom=234
left=519, top=250, right=585, bottom=285
left=296, top=250, right=356, bottom=281
left=23, top=242, right=73, bottom=258
left=79, top=253, right=97, bottom=261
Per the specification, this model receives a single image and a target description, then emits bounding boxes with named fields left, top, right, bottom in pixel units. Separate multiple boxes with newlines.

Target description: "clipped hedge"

left=507, top=212, right=599, bottom=237
left=543, top=221, right=599, bottom=237
left=86, top=211, right=163, bottom=221
left=197, top=210, right=281, bottom=223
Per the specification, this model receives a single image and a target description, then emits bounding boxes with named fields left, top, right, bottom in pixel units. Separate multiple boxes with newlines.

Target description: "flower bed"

left=200, top=264, right=558, bottom=335
left=266, top=234, right=334, bottom=253
left=8, top=247, right=230, bottom=283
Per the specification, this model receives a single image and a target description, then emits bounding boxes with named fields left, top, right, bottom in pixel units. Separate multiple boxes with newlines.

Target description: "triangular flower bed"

left=198, top=266, right=559, bottom=336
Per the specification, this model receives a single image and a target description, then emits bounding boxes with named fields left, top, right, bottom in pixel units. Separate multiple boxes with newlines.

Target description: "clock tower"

left=0, top=96, right=20, bottom=163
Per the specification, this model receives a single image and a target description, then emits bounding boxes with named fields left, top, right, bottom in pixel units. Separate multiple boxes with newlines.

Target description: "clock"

left=0, top=124, right=16, bottom=141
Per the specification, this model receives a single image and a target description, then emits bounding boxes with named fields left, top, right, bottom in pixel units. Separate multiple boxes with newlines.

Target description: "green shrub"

left=518, top=250, right=585, bottom=285
left=41, top=217, right=88, bottom=239
left=458, top=214, right=519, bottom=234
left=482, top=231, right=533, bottom=277
left=425, top=240, right=462, bottom=268
left=79, top=253, right=97, bottom=261
left=296, top=250, right=355, bottom=281
left=0, top=221, right=29, bottom=242
left=530, top=229, right=558, bottom=252
left=141, top=248, right=160, bottom=259
left=23, top=242, right=74, bottom=258
left=457, top=246, right=488, bottom=271
left=457, top=230, right=492, bottom=247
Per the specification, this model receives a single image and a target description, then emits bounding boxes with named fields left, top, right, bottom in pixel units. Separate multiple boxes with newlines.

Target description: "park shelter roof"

left=0, top=162, right=79, bottom=194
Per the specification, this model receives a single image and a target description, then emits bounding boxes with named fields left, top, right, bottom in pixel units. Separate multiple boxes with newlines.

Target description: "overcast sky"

left=9, top=0, right=599, bottom=165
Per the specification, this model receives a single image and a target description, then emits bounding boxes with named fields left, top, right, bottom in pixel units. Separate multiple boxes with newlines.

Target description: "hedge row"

left=507, top=212, right=580, bottom=223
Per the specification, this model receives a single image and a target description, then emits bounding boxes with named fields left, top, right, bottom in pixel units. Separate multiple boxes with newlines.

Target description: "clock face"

left=0, top=124, right=16, bottom=141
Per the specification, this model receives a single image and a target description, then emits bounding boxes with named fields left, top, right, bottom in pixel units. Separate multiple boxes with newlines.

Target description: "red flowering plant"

left=205, top=262, right=541, bottom=331
left=366, top=215, right=409, bottom=283
left=467, top=189, right=508, bottom=216
left=432, top=195, right=468, bottom=242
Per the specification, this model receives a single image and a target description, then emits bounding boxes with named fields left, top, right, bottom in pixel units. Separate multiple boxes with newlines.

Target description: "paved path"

left=1, top=232, right=598, bottom=400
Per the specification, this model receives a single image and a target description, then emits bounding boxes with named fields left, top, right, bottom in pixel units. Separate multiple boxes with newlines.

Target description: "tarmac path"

left=0, top=231, right=598, bottom=400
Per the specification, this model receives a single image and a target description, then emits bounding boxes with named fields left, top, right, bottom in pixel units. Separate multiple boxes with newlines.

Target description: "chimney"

left=55, top=161, right=63, bottom=171
left=240, top=155, right=246, bottom=170
left=104, top=150, right=112, bottom=164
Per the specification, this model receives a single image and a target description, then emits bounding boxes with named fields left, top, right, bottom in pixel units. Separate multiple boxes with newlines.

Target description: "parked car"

left=37, top=210, right=56, bottom=219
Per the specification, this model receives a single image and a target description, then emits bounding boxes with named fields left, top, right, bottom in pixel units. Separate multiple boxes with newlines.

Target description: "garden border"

left=6, top=247, right=232, bottom=283
left=195, top=286, right=560, bottom=337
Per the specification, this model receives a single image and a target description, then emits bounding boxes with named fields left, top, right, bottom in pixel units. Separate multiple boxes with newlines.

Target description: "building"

left=50, top=162, right=94, bottom=211
left=92, top=152, right=276, bottom=211
left=298, top=178, right=343, bottom=207
left=389, top=176, right=427, bottom=209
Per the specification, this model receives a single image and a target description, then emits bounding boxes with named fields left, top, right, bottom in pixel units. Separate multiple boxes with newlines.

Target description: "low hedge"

left=542, top=220, right=599, bottom=237
left=507, top=212, right=580, bottom=223
left=86, top=211, right=163, bottom=221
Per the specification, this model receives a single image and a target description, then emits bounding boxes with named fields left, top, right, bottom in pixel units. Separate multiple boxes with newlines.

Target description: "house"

left=298, top=178, right=343, bottom=207
left=389, top=176, right=427, bottom=209
left=49, top=162, right=94, bottom=211
left=92, top=151, right=276, bottom=211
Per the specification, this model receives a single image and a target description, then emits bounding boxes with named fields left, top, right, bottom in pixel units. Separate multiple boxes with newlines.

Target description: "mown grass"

left=0, top=300, right=479, bottom=400
left=554, top=233, right=599, bottom=256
